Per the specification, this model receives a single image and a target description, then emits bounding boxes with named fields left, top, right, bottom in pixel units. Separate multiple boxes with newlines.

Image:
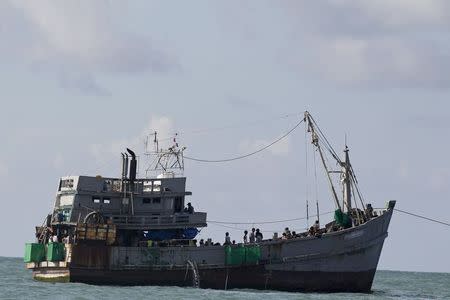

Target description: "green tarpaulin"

left=46, top=243, right=65, bottom=262
left=24, top=243, right=45, bottom=263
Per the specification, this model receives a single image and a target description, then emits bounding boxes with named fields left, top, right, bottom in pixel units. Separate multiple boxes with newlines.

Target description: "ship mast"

left=342, top=146, right=352, bottom=213
left=304, top=112, right=342, bottom=211
left=305, top=111, right=358, bottom=215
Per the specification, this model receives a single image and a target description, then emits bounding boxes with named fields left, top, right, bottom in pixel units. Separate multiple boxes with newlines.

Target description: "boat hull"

left=47, top=266, right=373, bottom=292
left=30, top=208, right=393, bottom=293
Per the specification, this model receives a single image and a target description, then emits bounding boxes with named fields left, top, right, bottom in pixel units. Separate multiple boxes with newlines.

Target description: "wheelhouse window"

left=143, top=198, right=151, bottom=204
left=59, top=195, right=74, bottom=207
left=152, top=197, right=161, bottom=204
left=59, top=178, right=74, bottom=191
left=92, top=196, right=101, bottom=203
left=103, top=197, right=111, bottom=204
left=153, top=180, right=161, bottom=192
left=143, top=181, right=153, bottom=192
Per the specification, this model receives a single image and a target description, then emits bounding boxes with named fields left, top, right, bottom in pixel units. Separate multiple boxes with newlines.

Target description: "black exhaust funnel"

left=127, top=148, right=137, bottom=183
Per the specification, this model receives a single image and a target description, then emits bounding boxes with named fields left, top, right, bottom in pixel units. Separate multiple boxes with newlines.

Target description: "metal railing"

left=111, top=212, right=207, bottom=228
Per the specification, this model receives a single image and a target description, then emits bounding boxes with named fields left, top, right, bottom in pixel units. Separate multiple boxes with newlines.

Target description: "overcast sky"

left=1, top=1, right=449, bottom=273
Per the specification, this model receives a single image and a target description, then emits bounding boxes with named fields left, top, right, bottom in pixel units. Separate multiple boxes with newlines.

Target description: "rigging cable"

left=308, top=114, right=341, bottom=164
left=305, top=122, right=310, bottom=230
left=394, top=208, right=450, bottom=227
left=207, top=210, right=334, bottom=225
left=313, top=148, right=321, bottom=226
left=184, top=118, right=305, bottom=163
left=350, top=172, right=366, bottom=209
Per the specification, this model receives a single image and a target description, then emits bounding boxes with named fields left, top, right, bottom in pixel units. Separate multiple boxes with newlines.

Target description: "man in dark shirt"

left=185, top=202, right=194, bottom=214
left=255, top=228, right=263, bottom=242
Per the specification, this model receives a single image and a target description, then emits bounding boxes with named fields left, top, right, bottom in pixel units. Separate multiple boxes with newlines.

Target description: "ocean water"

left=1, top=257, right=448, bottom=300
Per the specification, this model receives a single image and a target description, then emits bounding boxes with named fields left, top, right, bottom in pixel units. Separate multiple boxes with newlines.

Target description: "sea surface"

left=1, top=257, right=448, bottom=300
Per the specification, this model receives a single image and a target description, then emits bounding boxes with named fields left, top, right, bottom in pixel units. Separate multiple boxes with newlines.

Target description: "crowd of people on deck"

left=148, top=202, right=384, bottom=248
left=223, top=228, right=264, bottom=246
left=144, top=212, right=380, bottom=248
left=214, top=221, right=325, bottom=246
left=194, top=219, right=331, bottom=248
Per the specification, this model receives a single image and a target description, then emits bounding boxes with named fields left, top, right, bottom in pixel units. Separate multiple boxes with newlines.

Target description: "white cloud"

left=90, top=116, right=175, bottom=162
left=349, top=0, right=448, bottom=27
left=3, top=0, right=177, bottom=94
left=3, top=0, right=450, bottom=90
left=306, top=36, right=446, bottom=86
left=277, top=1, right=450, bottom=87
left=238, top=137, right=290, bottom=157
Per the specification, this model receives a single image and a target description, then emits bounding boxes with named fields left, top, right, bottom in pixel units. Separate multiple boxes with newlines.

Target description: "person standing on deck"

left=249, top=228, right=256, bottom=243
left=255, top=228, right=263, bottom=242
left=243, top=230, right=248, bottom=243
left=224, top=232, right=231, bottom=245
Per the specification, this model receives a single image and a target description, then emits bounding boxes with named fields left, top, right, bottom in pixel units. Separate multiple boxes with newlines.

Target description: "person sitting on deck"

left=199, top=239, right=204, bottom=246
left=249, top=228, right=256, bottom=243
left=243, top=230, right=248, bottom=244
left=255, top=228, right=263, bottom=242
left=313, top=220, right=320, bottom=231
left=184, top=202, right=194, bottom=214
left=365, top=203, right=374, bottom=218
left=224, top=232, right=231, bottom=245
left=284, top=227, right=292, bottom=238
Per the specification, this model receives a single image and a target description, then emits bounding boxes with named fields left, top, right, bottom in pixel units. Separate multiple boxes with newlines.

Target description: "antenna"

left=143, top=131, right=186, bottom=178
left=154, top=131, right=159, bottom=153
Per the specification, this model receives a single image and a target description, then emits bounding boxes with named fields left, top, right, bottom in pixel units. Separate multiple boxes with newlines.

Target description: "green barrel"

left=233, top=244, right=246, bottom=265
left=225, top=245, right=246, bottom=265
left=46, top=243, right=65, bottom=261
left=24, top=243, right=45, bottom=263
left=225, top=245, right=232, bottom=265
left=245, top=245, right=261, bottom=264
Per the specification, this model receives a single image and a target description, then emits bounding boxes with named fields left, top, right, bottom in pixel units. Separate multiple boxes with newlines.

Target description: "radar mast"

left=144, top=131, right=186, bottom=178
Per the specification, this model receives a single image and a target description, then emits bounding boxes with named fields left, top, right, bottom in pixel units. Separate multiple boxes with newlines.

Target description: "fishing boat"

left=24, top=111, right=395, bottom=292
